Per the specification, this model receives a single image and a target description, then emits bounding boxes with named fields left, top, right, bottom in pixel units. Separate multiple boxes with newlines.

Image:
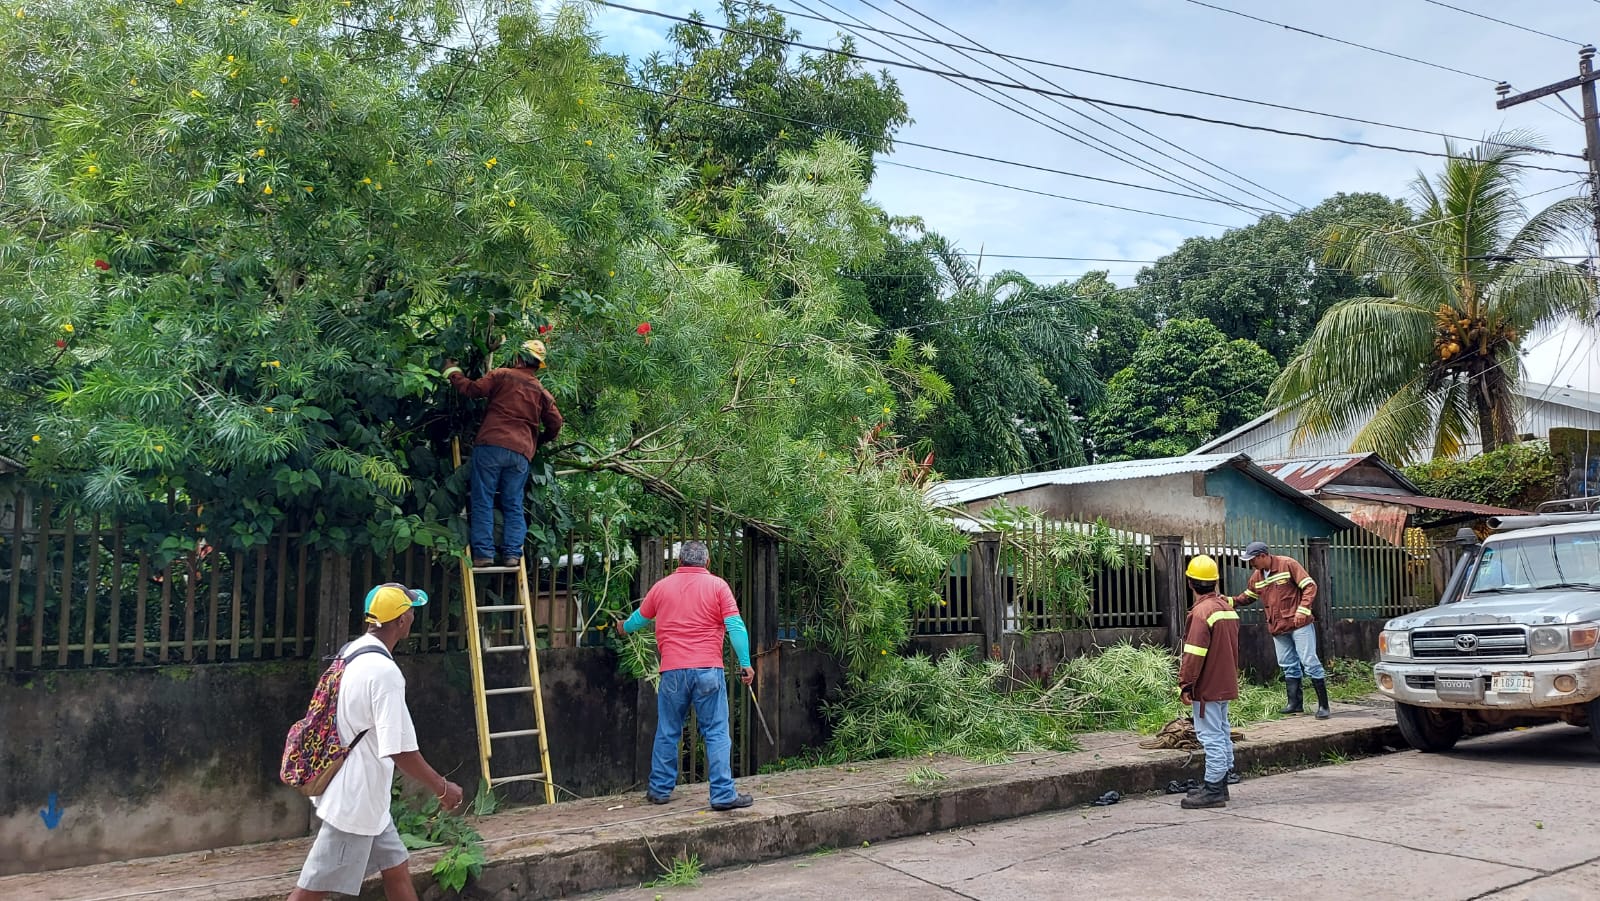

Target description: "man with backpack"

left=288, top=583, right=464, bottom=900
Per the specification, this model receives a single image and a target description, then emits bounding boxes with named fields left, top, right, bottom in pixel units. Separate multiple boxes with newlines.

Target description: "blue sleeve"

left=623, top=609, right=651, bottom=634
left=723, top=615, right=751, bottom=668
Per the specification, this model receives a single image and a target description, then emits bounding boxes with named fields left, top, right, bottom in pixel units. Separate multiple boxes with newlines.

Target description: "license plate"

left=1491, top=673, right=1532, bottom=693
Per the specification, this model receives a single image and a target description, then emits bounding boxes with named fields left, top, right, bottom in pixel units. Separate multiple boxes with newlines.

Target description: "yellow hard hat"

left=519, top=339, right=547, bottom=367
left=1185, top=554, right=1220, bottom=582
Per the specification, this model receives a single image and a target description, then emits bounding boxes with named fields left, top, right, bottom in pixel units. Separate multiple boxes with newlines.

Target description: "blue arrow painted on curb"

left=40, top=793, right=63, bottom=830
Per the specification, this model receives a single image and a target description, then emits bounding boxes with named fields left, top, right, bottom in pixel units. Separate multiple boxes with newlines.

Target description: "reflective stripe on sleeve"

left=1241, top=590, right=1259, bottom=599
left=1297, top=577, right=1315, bottom=589
left=1206, top=609, right=1240, bottom=626
left=1296, top=606, right=1313, bottom=617
left=1183, top=643, right=1209, bottom=657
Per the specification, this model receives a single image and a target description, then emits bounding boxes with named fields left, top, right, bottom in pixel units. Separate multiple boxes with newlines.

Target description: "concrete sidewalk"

left=1, top=704, right=1400, bottom=901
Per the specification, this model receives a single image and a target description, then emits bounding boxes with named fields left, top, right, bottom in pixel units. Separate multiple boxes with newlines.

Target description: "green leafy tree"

left=1273, top=135, right=1597, bottom=462
left=1132, top=193, right=1409, bottom=363
left=1081, top=274, right=1146, bottom=381
left=1404, top=440, right=1566, bottom=512
left=0, top=1, right=962, bottom=672
left=1090, top=319, right=1278, bottom=461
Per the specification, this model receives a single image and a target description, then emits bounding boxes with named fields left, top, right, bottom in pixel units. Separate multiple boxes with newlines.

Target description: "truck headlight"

left=1570, top=625, right=1599, bottom=651
left=1380, top=630, right=1410, bottom=658
left=1530, top=627, right=1565, bottom=654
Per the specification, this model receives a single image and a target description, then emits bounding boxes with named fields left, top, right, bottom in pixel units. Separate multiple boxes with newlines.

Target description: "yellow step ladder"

left=452, top=439, right=556, bottom=804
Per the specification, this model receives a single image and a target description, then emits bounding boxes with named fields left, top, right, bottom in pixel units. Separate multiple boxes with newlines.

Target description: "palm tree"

left=1272, top=134, right=1597, bottom=462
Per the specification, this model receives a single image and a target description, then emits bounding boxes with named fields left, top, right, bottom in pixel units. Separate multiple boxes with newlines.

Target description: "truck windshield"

left=1468, top=532, right=1600, bottom=595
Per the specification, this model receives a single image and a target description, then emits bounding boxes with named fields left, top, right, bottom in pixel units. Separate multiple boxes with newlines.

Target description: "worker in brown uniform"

left=1232, top=540, right=1330, bottom=719
left=1178, top=554, right=1240, bottom=810
left=442, top=339, right=563, bottom=568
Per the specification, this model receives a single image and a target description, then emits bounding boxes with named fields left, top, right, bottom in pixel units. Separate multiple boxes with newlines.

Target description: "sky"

left=588, top=0, right=1600, bottom=390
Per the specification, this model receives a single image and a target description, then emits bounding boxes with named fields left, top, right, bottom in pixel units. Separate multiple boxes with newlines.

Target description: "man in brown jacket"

left=442, top=340, right=563, bottom=568
left=1178, top=554, right=1239, bottom=810
left=1232, top=540, right=1330, bottom=719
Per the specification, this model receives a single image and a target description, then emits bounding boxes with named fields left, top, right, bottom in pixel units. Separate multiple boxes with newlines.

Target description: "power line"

left=770, top=4, right=1542, bottom=155
left=877, top=0, right=1305, bottom=213
left=788, top=0, right=1272, bottom=216
left=596, top=1, right=1590, bottom=176
left=1417, top=0, right=1584, bottom=46
left=874, top=161, right=1236, bottom=226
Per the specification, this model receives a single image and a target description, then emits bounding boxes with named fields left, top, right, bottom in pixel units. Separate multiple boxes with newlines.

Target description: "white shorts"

left=296, top=821, right=410, bottom=896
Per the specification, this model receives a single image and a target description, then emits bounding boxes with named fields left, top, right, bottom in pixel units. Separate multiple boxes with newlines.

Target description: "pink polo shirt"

left=640, top=566, right=740, bottom=672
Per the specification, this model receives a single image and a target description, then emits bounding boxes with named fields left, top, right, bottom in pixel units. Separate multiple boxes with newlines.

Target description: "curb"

left=409, top=714, right=1402, bottom=900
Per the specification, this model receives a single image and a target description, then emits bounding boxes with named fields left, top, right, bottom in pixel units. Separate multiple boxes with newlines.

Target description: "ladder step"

left=471, top=565, right=521, bottom=573
left=476, top=605, right=525, bottom=613
left=483, top=644, right=528, bottom=654
left=484, top=686, right=536, bottom=696
left=489, top=728, right=542, bottom=740
left=489, top=772, right=547, bottom=786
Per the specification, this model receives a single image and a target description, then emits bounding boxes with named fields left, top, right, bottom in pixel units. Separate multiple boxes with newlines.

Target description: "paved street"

left=589, top=725, right=1600, bottom=901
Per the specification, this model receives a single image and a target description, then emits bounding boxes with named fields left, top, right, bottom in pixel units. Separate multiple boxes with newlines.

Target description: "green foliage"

left=1404, top=440, right=1566, bottom=512
left=1050, top=642, right=1284, bottom=734
left=645, top=853, right=703, bottom=888
left=1274, top=136, right=1596, bottom=462
left=904, top=764, right=947, bottom=786
left=1132, top=193, right=1410, bottom=363
left=1323, top=657, right=1377, bottom=703
left=391, top=784, right=486, bottom=895
left=979, top=501, right=1135, bottom=629
left=1089, top=319, right=1279, bottom=461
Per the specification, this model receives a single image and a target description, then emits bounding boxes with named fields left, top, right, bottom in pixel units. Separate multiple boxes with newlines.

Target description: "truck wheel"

left=1395, top=702, right=1463, bottom=752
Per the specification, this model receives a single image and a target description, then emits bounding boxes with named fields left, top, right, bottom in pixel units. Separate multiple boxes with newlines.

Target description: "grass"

left=1324, top=657, right=1378, bottom=702
left=904, top=765, right=947, bottom=786
left=1321, top=748, right=1351, bottom=765
left=645, top=854, right=703, bottom=888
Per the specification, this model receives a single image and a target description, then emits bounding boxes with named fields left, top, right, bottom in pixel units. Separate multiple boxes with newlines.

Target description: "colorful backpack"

left=280, top=644, right=393, bottom=797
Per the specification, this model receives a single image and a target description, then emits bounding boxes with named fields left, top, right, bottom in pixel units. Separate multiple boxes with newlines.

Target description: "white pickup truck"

left=1375, top=511, right=1600, bottom=752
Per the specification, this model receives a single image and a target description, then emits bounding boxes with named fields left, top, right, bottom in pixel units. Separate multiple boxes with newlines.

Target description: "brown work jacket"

left=1178, top=591, right=1240, bottom=703
left=1233, top=554, right=1317, bottom=636
left=449, top=366, right=563, bottom=460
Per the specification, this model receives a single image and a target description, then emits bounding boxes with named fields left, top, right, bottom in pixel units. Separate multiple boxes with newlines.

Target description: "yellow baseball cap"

left=364, top=582, right=428, bottom=625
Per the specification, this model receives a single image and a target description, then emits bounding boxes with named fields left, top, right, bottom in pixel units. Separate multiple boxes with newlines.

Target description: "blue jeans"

left=1192, top=700, right=1234, bottom=784
left=649, top=667, right=738, bottom=805
left=468, top=444, right=529, bottom=561
left=1273, top=622, right=1326, bottom=680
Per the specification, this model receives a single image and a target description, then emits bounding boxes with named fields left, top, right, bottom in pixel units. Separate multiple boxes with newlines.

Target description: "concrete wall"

left=1203, top=467, right=1338, bottom=546
left=0, top=645, right=826, bottom=876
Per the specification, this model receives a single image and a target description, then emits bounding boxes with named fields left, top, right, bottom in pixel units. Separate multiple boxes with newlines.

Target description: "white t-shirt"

left=311, top=635, right=419, bottom=835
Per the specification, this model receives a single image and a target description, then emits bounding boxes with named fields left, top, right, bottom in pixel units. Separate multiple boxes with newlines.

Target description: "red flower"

left=93, top=259, right=110, bottom=271
left=636, top=322, right=652, bottom=336
left=55, top=339, right=66, bottom=349
left=290, top=97, right=301, bottom=107
left=538, top=324, right=551, bottom=334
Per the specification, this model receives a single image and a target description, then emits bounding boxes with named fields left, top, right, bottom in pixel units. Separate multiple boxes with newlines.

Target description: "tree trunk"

left=1475, top=361, right=1518, bottom=453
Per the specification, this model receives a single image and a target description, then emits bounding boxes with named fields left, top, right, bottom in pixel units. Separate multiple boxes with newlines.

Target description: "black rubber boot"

left=1280, top=677, right=1304, bottom=715
left=1312, top=678, right=1332, bottom=719
left=1181, top=779, right=1228, bottom=809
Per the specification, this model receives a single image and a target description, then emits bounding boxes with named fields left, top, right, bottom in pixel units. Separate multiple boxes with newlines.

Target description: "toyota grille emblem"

left=1454, top=633, right=1480, bottom=653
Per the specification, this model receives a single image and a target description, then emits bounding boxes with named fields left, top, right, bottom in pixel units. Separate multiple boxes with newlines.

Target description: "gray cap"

left=1242, top=541, right=1270, bottom=560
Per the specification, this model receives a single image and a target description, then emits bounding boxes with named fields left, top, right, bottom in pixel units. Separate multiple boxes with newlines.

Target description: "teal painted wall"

left=1203, top=468, right=1339, bottom=545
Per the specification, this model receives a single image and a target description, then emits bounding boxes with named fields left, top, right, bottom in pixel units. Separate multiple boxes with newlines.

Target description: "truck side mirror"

left=1455, top=528, right=1479, bottom=547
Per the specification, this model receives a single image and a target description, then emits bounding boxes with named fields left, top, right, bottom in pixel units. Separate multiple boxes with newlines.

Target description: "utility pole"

left=1497, top=45, right=1600, bottom=256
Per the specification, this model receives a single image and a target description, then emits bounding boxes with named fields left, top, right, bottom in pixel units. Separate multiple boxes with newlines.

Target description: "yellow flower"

left=189, top=89, right=204, bottom=99
left=507, top=198, right=515, bottom=207
left=229, top=69, right=239, bottom=79
left=864, top=386, right=873, bottom=394
left=608, top=153, right=615, bottom=160
left=881, top=649, right=887, bottom=655
left=789, top=377, right=797, bottom=386
left=236, top=174, right=245, bottom=184
left=882, top=405, right=892, bottom=415
left=584, top=139, right=592, bottom=146
left=265, top=407, right=275, bottom=413
left=608, top=270, right=615, bottom=277
left=227, top=55, right=234, bottom=62
left=484, top=157, right=497, bottom=169
left=14, top=7, right=23, bottom=18
left=255, top=148, right=265, bottom=157
left=362, top=177, right=371, bottom=184
left=130, top=77, right=138, bottom=85
left=267, top=125, right=275, bottom=133
left=264, top=360, right=281, bottom=368
left=61, top=323, right=73, bottom=333
left=577, top=98, right=584, bottom=105
left=262, top=185, right=272, bottom=194
left=86, top=165, right=99, bottom=175
left=288, top=16, right=299, bottom=26
left=31, top=434, right=40, bottom=443
left=425, top=159, right=434, bottom=166
left=373, top=181, right=381, bottom=190
left=280, top=76, right=288, bottom=84
left=304, top=185, right=314, bottom=193
left=256, top=118, right=265, bottom=127
left=153, top=445, right=164, bottom=453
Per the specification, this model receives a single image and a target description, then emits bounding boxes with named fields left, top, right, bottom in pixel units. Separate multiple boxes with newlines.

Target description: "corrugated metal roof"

left=925, top=454, right=1250, bottom=506
left=1332, top=491, right=1526, bottom=517
left=1258, top=453, right=1418, bottom=493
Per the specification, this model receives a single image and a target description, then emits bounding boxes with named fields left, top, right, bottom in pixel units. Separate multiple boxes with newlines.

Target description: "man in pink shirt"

left=619, top=540, right=755, bottom=810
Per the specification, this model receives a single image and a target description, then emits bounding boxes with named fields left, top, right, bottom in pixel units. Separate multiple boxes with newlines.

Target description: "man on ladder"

left=442, top=339, right=564, bottom=568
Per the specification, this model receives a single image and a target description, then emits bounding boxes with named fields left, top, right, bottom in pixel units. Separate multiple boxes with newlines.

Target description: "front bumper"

left=1375, top=660, right=1600, bottom=709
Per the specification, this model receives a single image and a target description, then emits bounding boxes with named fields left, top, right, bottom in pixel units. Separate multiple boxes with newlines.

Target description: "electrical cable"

left=768, top=3, right=1582, bottom=153
left=594, top=2, right=1589, bottom=176
left=786, top=0, right=1269, bottom=216
left=1416, top=0, right=1585, bottom=47
left=875, top=0, right=1303, bottom=213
